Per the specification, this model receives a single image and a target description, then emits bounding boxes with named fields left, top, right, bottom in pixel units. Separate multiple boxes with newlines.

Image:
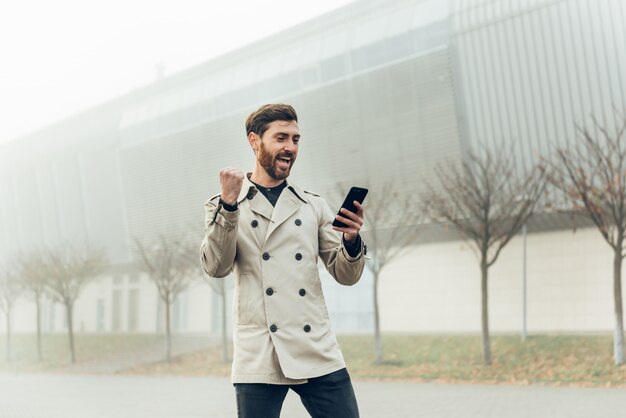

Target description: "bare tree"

left=201, top=277, right=230, bottom=363
left=188, top=216, right=230, bottom=362
left=423, top=147, right=546, bottom=365
left=134, top=232, right=197, bottom=362
left=19, top=250, right=49, bottom=362
left=338, top=183, right=422, bottom=365
left=547, top=113, right=626, bottom=365
left=189, top=221, right=230, bottom=363
left=43, top=245, right=107, bottom=364
left=0, top=264, right=23, bottom=362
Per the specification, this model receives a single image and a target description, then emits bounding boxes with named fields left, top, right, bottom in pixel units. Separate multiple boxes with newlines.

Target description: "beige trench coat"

left=200, top=173, right=365, bottom=384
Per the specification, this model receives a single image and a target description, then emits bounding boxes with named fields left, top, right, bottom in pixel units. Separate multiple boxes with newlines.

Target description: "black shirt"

left=250, top=180, right=287, bottom=207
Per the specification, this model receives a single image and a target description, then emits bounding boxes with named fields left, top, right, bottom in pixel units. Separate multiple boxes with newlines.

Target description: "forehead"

left=265, top=120, right=299, bottom=135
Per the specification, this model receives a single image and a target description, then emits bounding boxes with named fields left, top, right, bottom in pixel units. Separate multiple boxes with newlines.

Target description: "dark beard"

left=258, top=143, right=295, bottom=180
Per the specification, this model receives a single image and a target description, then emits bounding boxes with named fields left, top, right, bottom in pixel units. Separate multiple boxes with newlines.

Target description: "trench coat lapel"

left=264, top=183, right=307, bottom=245
left=237, top=174, right=272, bottom=222
left=236, top=175, right=257, bottom=205
left=248, top=191, right=273, bottom=222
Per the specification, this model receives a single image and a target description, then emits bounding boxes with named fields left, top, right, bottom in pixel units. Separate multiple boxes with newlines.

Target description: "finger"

left=354, top=201, right=365, bottom=216
left=221, top=168, right=234, bottom=178
left=336, top=213, right=357, bottom=226
left=332, top=226, right=356, bottom=234
left=339, top=208, right=363, bottom=225
left=335, top=214, right=361, bottom=229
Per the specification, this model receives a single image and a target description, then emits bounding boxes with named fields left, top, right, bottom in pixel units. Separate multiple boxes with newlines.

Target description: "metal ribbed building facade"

left=450, top=0, right=626, bottom=166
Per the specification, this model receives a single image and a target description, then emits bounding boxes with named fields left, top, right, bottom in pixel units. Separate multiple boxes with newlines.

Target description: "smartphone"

left=332, top=187, right=368, bottom=228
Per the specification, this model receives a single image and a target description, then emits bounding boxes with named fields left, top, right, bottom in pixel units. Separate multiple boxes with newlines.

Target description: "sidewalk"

left=63, top=335, right=217, bottom=374
left=1, top=373, right=625, bottom=418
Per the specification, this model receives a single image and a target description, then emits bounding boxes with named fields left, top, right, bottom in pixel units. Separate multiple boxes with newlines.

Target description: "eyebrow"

left=274, top=132, right=300, bottom=138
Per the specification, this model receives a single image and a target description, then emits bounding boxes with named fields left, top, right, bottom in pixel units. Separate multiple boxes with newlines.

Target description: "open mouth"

left=276, top=156, right=292, bottom=169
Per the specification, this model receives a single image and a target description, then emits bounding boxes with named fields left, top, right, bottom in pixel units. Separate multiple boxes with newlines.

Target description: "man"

left=200, top=103, right=366, bottom=418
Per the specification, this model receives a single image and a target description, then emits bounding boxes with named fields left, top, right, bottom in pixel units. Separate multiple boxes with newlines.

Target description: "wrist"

left=343, top=233, right=357, bottom=244
left=219, top=198, right=238, bottom=212
left=343, top=233, right=362, bottom=258
left=220, top=194, right=237, bottom=206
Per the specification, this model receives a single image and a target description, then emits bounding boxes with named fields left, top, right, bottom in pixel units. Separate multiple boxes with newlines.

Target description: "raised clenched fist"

left=219, top=168, right=244, bottom=205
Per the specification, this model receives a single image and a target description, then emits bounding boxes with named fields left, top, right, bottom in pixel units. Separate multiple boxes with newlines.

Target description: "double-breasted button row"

left=261, top=252, right=303, bottom=261
left=268, top=324, right=310, bottom=333
left=252, top=218, right=300, bottom=228
left=266, top=288, right=306, bottom=297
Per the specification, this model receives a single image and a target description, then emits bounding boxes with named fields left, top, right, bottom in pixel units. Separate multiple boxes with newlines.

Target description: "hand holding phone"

left=332, top=187, right=368, bottom=228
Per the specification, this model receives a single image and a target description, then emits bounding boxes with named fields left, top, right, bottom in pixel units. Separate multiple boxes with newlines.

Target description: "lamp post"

left=515, top=194, right=530, bottom=342
left=522, top=223, right=527, bottom=342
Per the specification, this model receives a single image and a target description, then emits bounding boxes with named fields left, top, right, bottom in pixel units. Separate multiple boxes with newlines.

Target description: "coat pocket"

left=235, top=274, right=250, bottom=325
left=236, top=273, right=266, bottom=327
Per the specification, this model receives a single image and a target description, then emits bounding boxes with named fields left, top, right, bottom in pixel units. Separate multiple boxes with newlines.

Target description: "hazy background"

left=1, top=0, right=626, bottom=416
left=0, top=0, right=354, bottom=145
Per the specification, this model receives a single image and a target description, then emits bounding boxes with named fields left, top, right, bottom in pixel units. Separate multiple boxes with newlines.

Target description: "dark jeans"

left=234, top=368, right=360, bottom=418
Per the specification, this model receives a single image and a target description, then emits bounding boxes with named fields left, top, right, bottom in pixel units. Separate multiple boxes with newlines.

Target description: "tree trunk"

left=66, top=302, right=76, bottom=364
left=165, top=298, right=172, bottom=362
left=373, top=267, right=384, bottom=365
left=480, top=256, right=492, bottom=365
left=221, top=290, right=229, bottom=363
left=5, top=310, right=11, bottom=362
left=613, top=246, right=625, bottom=365
left=36, top=294, right=43, bottom=362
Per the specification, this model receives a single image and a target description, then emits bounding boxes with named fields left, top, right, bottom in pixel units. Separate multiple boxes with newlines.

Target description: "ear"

left=248, top=132, right=260, bottom=153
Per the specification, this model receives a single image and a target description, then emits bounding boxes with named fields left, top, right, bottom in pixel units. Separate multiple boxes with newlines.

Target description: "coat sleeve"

left=315, top=195, right=365, bottom=286
left=199, top=197, right=239, bottom=278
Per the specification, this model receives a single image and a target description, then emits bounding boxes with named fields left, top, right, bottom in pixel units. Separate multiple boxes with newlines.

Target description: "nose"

left=284, top=138, right=297, bottom=152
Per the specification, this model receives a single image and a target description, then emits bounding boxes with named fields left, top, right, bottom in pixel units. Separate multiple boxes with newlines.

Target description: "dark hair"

left=245, top=104, right=298, bottom=137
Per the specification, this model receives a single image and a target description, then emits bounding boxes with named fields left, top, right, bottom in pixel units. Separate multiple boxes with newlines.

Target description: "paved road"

left=1, top=373, right=625, bottom=418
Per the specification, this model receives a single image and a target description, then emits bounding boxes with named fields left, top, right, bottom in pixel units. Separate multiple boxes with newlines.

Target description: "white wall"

left=379, top=227, right=623, bottom=333
left=5, top=272, right=216, bottom=335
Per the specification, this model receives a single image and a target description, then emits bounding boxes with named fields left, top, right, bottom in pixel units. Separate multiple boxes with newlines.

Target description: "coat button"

left=295, top=253, right=302, bottom=261
left=251, top=220, right=258, bottom=228
left=246, top=191, right=255, bottom=200
left=270, top=324, right=278, bottom=333
left=266, top=288, right=274, bottom=296
left=303, top=324, right=311, bottom=333
left=295, top=219, right=302, bottom=226
left=299, top=288, right=306, bottom=297
left=262, top=252, right=270, bottom=261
